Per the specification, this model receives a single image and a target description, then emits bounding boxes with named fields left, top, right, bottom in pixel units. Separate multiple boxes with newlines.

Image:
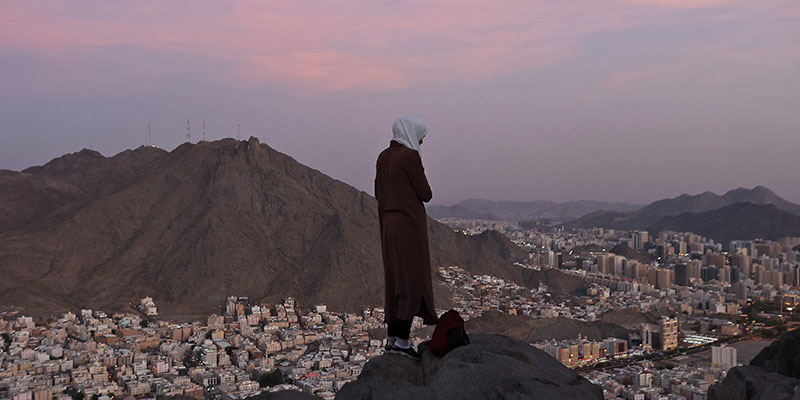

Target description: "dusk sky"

left=1, top=1, right=798, bottom=205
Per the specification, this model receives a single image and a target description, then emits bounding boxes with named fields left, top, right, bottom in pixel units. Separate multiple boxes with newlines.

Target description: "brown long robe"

left=375, top=140, right=438, bottom=325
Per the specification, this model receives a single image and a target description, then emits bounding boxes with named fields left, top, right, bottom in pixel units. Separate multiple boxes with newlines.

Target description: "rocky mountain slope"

left=336, top=333, right=603, bottom=399
left=0, top=138, right=528, bottom=318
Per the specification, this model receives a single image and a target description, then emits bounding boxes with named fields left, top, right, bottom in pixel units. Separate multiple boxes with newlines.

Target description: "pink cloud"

left=0, top=0, right=793, bottom=93
left=246, top=51, right=413, bottom=92
left=627, top=0, right=732, bottom=8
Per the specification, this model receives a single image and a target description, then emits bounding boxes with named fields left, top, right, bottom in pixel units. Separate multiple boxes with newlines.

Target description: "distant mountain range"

left=567, top=187, right=800, bottom=243
left=0, top=138, right=535, bottom=317
left=427, top=199, right=643, bottom=222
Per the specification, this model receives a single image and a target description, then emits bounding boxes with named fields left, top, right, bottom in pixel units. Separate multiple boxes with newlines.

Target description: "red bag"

left=429, top=309, right=470, bottom=357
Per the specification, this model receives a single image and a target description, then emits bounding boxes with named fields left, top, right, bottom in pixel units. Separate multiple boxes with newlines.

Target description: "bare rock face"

left=335, top=334, right=603, bottom=400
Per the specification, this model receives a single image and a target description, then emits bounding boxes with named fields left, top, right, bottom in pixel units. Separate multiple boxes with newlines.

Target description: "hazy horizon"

left=6, top=138, right=798, bottom=207
left=1, top=1, right=798, bottom=205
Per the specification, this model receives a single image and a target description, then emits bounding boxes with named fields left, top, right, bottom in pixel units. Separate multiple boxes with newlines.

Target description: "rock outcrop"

left=335, top=333, right=603, bottom=399
left=709, top=329, right=800, bottom=400
left=708, top=366, right=800, bottom=400
left=749, top=329, right=800, bottom=378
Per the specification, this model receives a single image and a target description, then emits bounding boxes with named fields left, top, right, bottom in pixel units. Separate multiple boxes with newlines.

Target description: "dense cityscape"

left=3, top=0, right=797, bottom=398
left=2, top=219, right=798, bottom=399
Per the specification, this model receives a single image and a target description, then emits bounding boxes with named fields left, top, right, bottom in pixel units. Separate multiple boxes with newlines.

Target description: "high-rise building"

left=730, top=240, right=756, bottom=256
left=597, top=253, right=610, bottom=275
left=659, top=317, right=679, bottom=351
left=719, top=266, right=731, bottom=283
left=712, top=344, right=737, bottom=370
left=675, top=264, right=689, bottom=286
left=636, top=371, right=652, bottom=388
left=634, top=231, right=649, bottom=251
left=754, top=264, right=765, bottom=284
left=640, top=324, right=653, bottom=350
left=656, top=269, right=673, bottom=289
left=636, top=263, right=648, bottom=280
left=731, top=266, right=741, bottom=283
left=731, top=253, right=752, bottom=277
left=545, top=250, right=557, bottom=267
left=611, top=255, right=625, bottom=276
left=756, top=242, right=782, bottom=258
left=701, top=266, right=719, bottom=282
left=793, top=266, right=800, bottom=287
left=704, top=253, right=726, bottom=268
left=689, top=260, right=702, bottom=281
left=733, top=281, right=747, bottom=300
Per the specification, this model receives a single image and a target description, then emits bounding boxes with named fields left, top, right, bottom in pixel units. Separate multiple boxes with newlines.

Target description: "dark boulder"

left=707, top=366, right=800, bottom=400
left=750, top=328, right=800, bottom=378
left=335, top=333, right=603, bottom=400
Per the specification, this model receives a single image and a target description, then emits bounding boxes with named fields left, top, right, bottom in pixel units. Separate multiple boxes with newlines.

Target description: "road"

left=574, top=335, right=755, bottom=372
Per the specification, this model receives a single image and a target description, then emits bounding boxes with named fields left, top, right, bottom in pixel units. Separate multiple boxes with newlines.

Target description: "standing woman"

left=374, top=116, right=438, bottom=360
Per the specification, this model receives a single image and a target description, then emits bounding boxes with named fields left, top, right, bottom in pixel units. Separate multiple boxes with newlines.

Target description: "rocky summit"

left=335, top=333, right=603, bottom=400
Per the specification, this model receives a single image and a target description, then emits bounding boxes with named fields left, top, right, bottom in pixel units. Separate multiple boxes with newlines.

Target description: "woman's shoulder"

left=395, top=146, right=420, bottom=160
left=378, top=145, right=419, bottom=161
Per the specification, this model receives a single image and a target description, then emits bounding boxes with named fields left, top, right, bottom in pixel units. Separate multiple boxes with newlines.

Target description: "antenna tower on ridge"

left=202, top=120, right=206, bottom=141
left=237, top=123, right=241, bottom=140
left=148, top=123, right=152, bottom=147
left=186, top=120, right=191, bottom=141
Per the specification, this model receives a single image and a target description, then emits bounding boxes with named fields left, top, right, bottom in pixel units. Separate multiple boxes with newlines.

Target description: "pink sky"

left=1, top=0, right=798, bottom=203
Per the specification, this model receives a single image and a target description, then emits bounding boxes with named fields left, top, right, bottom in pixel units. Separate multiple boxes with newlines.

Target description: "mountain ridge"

left=566, top=186, right=800, bottom=242
left=427, top=198, right=642, bottom=222
left=0, top=138, right=531, bottom=318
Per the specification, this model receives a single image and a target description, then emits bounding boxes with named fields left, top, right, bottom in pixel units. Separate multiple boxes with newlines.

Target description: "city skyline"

left=1, top=1, right=798, bottom=205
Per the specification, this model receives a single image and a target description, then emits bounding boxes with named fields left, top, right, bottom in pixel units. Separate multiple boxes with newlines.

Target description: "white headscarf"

left=391, top=116, right=428, bottom=153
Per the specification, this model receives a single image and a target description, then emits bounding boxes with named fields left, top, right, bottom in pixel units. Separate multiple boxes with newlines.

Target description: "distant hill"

left=0, top=138, right=529, bottom=318
left=598, top=308, right=662, bottom=330
left=637, top=186, right=800, bottom=218
left=609, top=244, right=653, bottom=264
left=567, top=187, right=800, bottom=242
left=427, top=199, right=642, bottom=222
left=466, top=311, right=631, bottom=342
left=646, top=203, right=800, bottom=244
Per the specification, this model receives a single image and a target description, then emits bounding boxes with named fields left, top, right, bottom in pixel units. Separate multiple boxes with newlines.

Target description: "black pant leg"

left=387, top=319, right=412, bottom=340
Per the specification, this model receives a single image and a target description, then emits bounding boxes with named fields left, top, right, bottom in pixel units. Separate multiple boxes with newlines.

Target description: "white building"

left=711, top=344, right=737, bottom=370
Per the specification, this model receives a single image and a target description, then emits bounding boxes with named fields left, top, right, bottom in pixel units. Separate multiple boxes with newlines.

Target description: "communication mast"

left=186, top=120, right=191, bottom=141
left=147, top=123, right=152, bottom=147
left=202, top=120, right=206, bottom=141
left=237, top=123, right=241, bottom=140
